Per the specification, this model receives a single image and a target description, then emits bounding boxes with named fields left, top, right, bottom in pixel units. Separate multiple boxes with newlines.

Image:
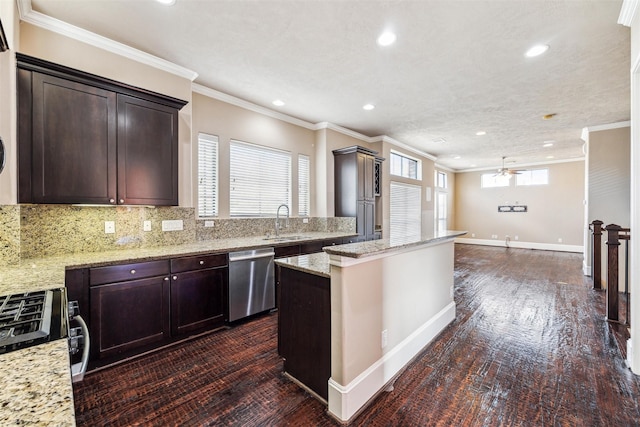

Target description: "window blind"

left=198, top=133, right=218, bottom=218
left=230, top=140, right=291, bottom=216
left=389, top=181, right=422, bottom=241
left=298, top=154, right=310, bottom=216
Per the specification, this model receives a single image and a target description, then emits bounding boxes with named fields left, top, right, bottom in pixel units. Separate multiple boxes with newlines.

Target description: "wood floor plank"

left=73, top=244, right=640, bottom=426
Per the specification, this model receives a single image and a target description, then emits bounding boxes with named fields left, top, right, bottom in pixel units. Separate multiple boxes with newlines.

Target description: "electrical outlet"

left=204, top=220, right=215, bottom=228
left=104, top=221, right=115, bottom=234
left=471, top=233, right=476, bottom=237
left=558, top=238, right=563, bottom=243
left=381, top=329, right=388, bottom=349
left=492, top=234, right=498, bottom=239
left=162, top=220, right=184, bottom=232
left=303, top=218, right=309, bottom=224
left=515, top=235, right=519, bottom=240
left=143, top=220, right=152, bottom=232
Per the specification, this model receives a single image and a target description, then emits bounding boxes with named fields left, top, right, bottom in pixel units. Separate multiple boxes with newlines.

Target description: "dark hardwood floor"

left=73, top=244, right=640, bottom=426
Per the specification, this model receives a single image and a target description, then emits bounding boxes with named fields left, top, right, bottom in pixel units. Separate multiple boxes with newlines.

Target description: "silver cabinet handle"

left=130, top=269, right=136, bottom=275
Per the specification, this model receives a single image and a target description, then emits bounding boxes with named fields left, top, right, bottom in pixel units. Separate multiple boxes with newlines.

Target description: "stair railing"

left=604, top=224, right=631, bottom=324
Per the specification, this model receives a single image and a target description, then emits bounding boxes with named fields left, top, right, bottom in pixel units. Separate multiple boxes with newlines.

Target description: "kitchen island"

left=276, top=230, right=466, bottom=423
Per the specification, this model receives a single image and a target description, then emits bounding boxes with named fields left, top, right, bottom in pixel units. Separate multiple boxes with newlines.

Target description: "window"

left=298, top=154, right=310, bottom=216
left=390, top=151, right=421, bottom=180
left=436, top=171, right=447, bottom=189
left=230, top=140, right=291, bottom=216
left=436, top=192, right=447, bottom=232
left=516, top=169, right=549, bottom=186
left=197, top=133, right=218, bottom=218
left=481, top=173, right=510, bottom=188
left=389, top=181, right=422, bottom=242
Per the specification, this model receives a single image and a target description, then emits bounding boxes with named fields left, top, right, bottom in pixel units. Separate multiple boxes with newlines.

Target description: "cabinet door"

left=356, top=153, right=375, bottom=201
left=170, top=267, right=226, bottom=336
left=27, top=72, right=117, bottom=204
left=90, top=275, right=170, bottom=359
left=117, top=94, right=178, bottom=206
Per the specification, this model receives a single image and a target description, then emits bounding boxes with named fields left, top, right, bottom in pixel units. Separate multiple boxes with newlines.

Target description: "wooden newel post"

left=605, top=224, right=621, bottom=322
left=591, top=220, right=603, bottom=290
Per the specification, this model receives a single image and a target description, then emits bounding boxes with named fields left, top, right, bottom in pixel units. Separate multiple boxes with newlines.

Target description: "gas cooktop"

left=0, top=290, right=66, bottom=354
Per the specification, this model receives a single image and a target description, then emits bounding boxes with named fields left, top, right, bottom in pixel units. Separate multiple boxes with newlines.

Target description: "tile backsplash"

left=0, top=204, right=355, bottom=265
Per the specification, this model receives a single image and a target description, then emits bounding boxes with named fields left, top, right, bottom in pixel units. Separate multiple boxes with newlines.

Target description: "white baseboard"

left=327, top=302, right=456, bottom=423
left=455, top=237, right=583, bottom=253
left=583, top=261, right=592, bottom=276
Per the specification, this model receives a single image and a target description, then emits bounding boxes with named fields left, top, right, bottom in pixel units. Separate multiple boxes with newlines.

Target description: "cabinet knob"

left=164, top=277, right=169, bottom=281
left=199, top=260, right=204, bottom=265
left=130, top=269, right=136, bottom=275
left=109, top=198, right=115, bottom=204
left=173, top=275, right=178, bottom=280
left=119, top=199, right=125, bottom=204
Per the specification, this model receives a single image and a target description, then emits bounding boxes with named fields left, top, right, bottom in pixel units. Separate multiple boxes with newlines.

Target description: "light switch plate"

left=143, top=220, right=152, bottom=232
left=162, top=220, right=184, bottom=232
left=204, top=220, right=215, bottom=228
left=104, top=221, right=115, bottom=234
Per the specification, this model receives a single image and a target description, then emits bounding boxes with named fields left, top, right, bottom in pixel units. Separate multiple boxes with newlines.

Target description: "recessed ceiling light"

left=432, top=138, right=447, bottom=144
left=543, top=142, right=554, bottom=148
left=475, top=131, right=486, bottom=136
left=377, top=31, right=396, bottom=47
left=453, top=155, right=461, bottom=160
left=470, top=164, right=477, bottom=167
left=363, top=103, right=375, bottom=110
left=525, top=44, right=549, bottom=57
left=546, top=155, right=555, bottom=159
left=272, top=99, right=285, bottom=107
left=156, top=0, right=176, bottom=5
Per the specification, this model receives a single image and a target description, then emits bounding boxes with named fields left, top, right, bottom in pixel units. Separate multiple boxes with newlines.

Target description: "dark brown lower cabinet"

left=90, top=275, right=170, bottom=360
left=278, top=266, right=331, bottom=401
left=170, top=267, right=226, bottom=336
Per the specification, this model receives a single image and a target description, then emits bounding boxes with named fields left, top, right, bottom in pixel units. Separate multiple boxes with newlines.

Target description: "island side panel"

left=328, top=239, right=456, bottom=422
left=278, top=266, right=331, bottom=400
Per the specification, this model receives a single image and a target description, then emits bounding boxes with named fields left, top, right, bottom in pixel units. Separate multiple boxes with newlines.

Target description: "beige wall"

left=0, top=2, right=18, bottom=205
left=455, top=160, right=585, bottom=246
left=192, top=92, right=316, bottom=217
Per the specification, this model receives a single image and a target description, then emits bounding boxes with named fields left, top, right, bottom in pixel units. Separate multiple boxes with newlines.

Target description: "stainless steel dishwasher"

left=228, top=247, right=275, bottom=322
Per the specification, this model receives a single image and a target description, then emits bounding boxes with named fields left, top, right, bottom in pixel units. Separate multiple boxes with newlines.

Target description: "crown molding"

left=434, top=163, right=456, bottom=173
left=193, top=83, right=317, bottom=130
left=380, top=136, right=438, bottom=161
left=458, top=157, right=585, bottom=173
left=583, top=120, right=631, bottom=134
left=619, top=0, right=639, bottom=26
left=16, top=0, right=198, bottom=81
left=315, top=122, right=373, bottom=142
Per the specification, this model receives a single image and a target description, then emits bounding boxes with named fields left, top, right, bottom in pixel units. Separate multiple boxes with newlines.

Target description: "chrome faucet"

left=275, top=204, right=289, bottom=238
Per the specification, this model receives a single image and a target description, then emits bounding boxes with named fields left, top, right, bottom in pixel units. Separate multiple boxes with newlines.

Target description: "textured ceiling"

left=29, top=0, right=630, bottom=171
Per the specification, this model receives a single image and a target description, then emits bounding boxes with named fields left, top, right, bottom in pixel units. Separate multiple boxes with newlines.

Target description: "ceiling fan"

left=494, top=156, right=525, bottom=178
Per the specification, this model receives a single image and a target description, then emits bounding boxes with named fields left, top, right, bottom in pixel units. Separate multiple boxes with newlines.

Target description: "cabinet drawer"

left=171, top=253, right=227, bottom=273
left=90, top=260, right=170, bottom=286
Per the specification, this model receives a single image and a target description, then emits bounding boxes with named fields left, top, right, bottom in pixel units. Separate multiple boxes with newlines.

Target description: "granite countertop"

left=324, top=230, right=467, bottom=258
left=275, top=252, right=331, bottom=278
left=0, top=231, right=353, bottom=426
left=0, top=231, right=354, bottom=297
left=0, top=340, right=76, bottom=426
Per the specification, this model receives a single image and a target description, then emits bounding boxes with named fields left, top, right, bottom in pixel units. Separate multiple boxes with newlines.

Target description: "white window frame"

left=229, top=140, right=291, bottom=217
left=435, top=170, right=448, bottom=189
left=298, top=154, right=310, bottom=217
left=197, top=133, right=219, bottom=218
left=390, top=150, right=422, bottom=181
left=481, top=173, right=511, bottom=188
left=516, top=168, right=549, bottom=186
left=436, top=191, right=447, bottom=232
left=389, top=181, right=422, bottom=242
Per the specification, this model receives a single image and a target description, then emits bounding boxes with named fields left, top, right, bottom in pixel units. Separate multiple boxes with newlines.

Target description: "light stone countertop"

left=0, top=231, right=355, bottom=297
left=0, top=340, right=76, bottom=426
left=324, top=230, right=467, bottom=258
left=275, top=252, right=331, bottom=278
left=0, top=231, right=355, bottom=426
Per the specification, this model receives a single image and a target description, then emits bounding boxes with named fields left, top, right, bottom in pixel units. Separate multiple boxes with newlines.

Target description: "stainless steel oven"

left=0, top=288, right=90, bottom=382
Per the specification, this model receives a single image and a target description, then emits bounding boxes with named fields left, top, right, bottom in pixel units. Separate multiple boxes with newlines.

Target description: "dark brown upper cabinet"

left=17, top=54, right=187, bottom=206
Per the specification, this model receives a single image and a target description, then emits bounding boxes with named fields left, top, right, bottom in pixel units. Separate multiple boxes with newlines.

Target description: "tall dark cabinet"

left=333, top=146, right=384, bottom=241
left=17, top=54, right=187, bottom=206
